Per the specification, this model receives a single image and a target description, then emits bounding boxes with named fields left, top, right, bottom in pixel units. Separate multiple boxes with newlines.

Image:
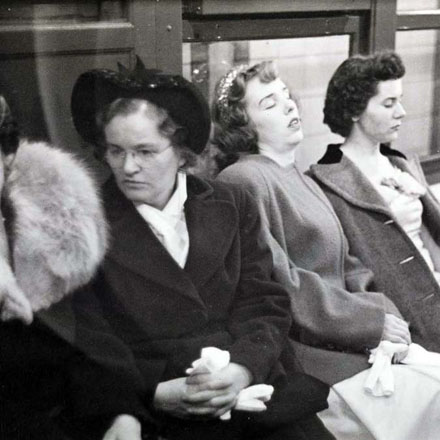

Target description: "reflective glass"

left=0, top=1, right=127, bottom=24
left=395, top=29, right=440, bottom=157
left=398, top=0, right=439, bottom=12
left=183, top=35, right=350, bottom=171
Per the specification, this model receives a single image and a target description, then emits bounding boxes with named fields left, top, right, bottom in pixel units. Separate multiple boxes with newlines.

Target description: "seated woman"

left=211, top=61, right=440, bottom=440
left=310, top=52, right=440, bottom=352
left=0, top=95, right=109, bottom=439
left=212, top=61, right=409, bottom=385
left=70, top=58, right=333, bottom=440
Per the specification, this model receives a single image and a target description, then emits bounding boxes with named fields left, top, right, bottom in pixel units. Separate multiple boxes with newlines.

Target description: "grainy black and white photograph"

left=1, top=1, right=440, bottom=439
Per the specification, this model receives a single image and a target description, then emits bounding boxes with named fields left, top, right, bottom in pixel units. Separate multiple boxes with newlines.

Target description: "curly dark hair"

left=323, top=51, right=405, bottom=138
left=0, top=96, right=20, bottom=156
left=96, top=98, right=197, bottom=169
left=211, top=61, right=278, bottom=171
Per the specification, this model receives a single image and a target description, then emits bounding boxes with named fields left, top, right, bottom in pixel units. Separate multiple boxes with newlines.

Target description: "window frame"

left=181, top=0, right=440, bottom=181
left=397, top=9, right=440, bottom=183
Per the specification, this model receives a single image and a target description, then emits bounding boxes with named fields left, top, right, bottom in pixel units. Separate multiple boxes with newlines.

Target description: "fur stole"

left=0, top=140, right=108, bottom=322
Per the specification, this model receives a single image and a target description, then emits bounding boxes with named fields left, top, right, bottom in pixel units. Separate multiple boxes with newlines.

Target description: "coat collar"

left=310, top=144, right=417, bottom=217
left=103, top=175, right=237, bottom=305
left=318, top=143, right=407, bottom=165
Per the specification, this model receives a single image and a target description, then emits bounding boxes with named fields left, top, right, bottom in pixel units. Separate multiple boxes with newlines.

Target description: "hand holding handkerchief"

left=364, top=341, right=440, bottom=397
left=186, top=347, right=274, bottom=420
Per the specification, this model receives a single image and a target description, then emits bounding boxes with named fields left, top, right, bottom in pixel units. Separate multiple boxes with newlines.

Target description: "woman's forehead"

left=374, top=78, right=403, bottom=100
left=245, top=77, right=287, bottom=105
left=104, top=110, right=164, bottom=144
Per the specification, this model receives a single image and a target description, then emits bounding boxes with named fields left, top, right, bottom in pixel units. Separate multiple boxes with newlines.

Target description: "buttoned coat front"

left=75, top=174, right=330, bottom=438
left=310, top=145, right=440, bottom=352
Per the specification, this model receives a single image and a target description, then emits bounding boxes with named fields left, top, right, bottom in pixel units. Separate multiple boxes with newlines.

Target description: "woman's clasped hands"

left=154, top=362, right=253, bottom=419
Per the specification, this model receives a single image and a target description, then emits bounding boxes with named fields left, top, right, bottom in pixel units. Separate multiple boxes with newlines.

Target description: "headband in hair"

left=215, top=64, right=248, bottom=126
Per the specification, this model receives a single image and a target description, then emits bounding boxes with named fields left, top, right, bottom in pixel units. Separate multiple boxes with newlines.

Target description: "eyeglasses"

left=105, top=145, right=172, bottom=169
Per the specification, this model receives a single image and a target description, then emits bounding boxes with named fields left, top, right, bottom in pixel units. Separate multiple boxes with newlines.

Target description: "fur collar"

left=1, top=140, right=108, bottom=321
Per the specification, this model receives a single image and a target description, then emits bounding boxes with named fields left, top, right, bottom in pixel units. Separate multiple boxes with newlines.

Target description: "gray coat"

left=218, top=155, right=402, bottom=385
left=310, top=144, right=440, bottom=352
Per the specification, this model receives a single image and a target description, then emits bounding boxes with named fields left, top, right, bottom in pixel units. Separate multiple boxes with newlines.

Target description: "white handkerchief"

left=187, top=347, right=274, bottom=420
left=365, top=341, right=408, bottom=397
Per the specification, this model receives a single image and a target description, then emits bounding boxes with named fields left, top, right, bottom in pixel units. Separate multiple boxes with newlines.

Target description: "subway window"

left=395, top=29, right=440, bottom=157
left=397, top=0, right=439, bottom=11
left=183, top=36, right=350, bottom=170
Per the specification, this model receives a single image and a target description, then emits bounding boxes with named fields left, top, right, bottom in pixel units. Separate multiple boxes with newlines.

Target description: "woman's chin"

left=288, top=134, right=303, bottom=149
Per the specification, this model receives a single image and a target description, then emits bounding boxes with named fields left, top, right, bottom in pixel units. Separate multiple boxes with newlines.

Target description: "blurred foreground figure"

left=0, top=95, right=108, bottom=439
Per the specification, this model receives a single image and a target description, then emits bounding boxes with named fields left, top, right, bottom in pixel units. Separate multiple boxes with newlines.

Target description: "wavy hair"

left=211, top=61, right=278, bottom=171
left=324, top=51, right=405, bottom=138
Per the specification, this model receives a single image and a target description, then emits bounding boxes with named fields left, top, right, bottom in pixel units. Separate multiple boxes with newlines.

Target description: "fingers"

left=185, top=405, right=218, bottom=416
left=209, top=392, right=237, bottom=408
left=393, top=349, right=409, bottom=364
left=186, top=374, right=233, bottom=391
left=185, top=394, right=237, bottom=418
left=183, top=389, right=226, bottom=403
left=383, top=314, right=411, bottom=344
left=185, top=372, right=211, bottom=385
left=186, top=372, right=232, bottom=387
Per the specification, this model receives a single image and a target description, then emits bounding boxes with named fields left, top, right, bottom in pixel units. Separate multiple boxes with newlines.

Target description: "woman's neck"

left=258, top=142, right=296, bottom=167
left=340, top=132, right=382, bottom=173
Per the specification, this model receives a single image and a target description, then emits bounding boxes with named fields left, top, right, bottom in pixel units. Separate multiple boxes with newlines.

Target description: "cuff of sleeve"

left=229, top=343, right=276, bottom=384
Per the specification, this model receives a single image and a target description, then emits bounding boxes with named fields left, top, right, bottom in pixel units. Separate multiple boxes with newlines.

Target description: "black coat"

left=74, top=175, right=331, bottom=439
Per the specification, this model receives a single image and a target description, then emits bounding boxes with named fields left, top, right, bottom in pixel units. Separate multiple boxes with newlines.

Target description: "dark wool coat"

left=310, top=144, right=440, bottom=353
left=74, top=175, right=332, bottom=440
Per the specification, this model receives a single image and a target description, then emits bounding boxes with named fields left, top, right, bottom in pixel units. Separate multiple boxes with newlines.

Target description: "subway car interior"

left=2, top=2, right=440, bottom=439
left=1, top=0, right=439, bottom=186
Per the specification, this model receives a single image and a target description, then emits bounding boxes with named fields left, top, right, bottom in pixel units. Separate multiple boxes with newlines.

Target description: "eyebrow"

left=106, top=142, right=156, bottom=150
left=258, top=86, right=291, bottom=106
left=383, top=95, right=403, bottom=102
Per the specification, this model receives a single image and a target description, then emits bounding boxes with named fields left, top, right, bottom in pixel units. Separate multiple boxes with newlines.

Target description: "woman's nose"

left=284, top=98, right=295, bottom=114
left=123, top=152, right=140, bottom=174
left=395, top=101, right=406, bottom=119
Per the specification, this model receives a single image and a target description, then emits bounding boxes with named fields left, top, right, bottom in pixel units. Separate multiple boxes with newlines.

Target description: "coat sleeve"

left=343, top=245, right=403, bottom=318
left=68, top=279, right=155, bottom=429
left=226, top=185, right=293, bottom=384
left=219, top=169, right=388, bottom=353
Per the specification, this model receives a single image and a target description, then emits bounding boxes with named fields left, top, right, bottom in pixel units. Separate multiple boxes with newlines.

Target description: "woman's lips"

left=124, top=180, right=144, bottom=187
left=288, top=117, right=301, bottom=131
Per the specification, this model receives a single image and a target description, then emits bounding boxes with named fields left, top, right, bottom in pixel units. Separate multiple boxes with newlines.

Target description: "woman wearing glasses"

left=70, top=59, right=333, bottom=440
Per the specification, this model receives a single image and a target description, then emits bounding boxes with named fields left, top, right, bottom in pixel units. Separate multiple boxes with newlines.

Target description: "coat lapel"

left=184, top=194, right=237, bottom=289
left=311, top=155, right=394, bottom=217
left=103, top=176, right=238, bottom=305
left=312, top=144, right=440, bottom=236
left=103, top=179, right=205, bottom=308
